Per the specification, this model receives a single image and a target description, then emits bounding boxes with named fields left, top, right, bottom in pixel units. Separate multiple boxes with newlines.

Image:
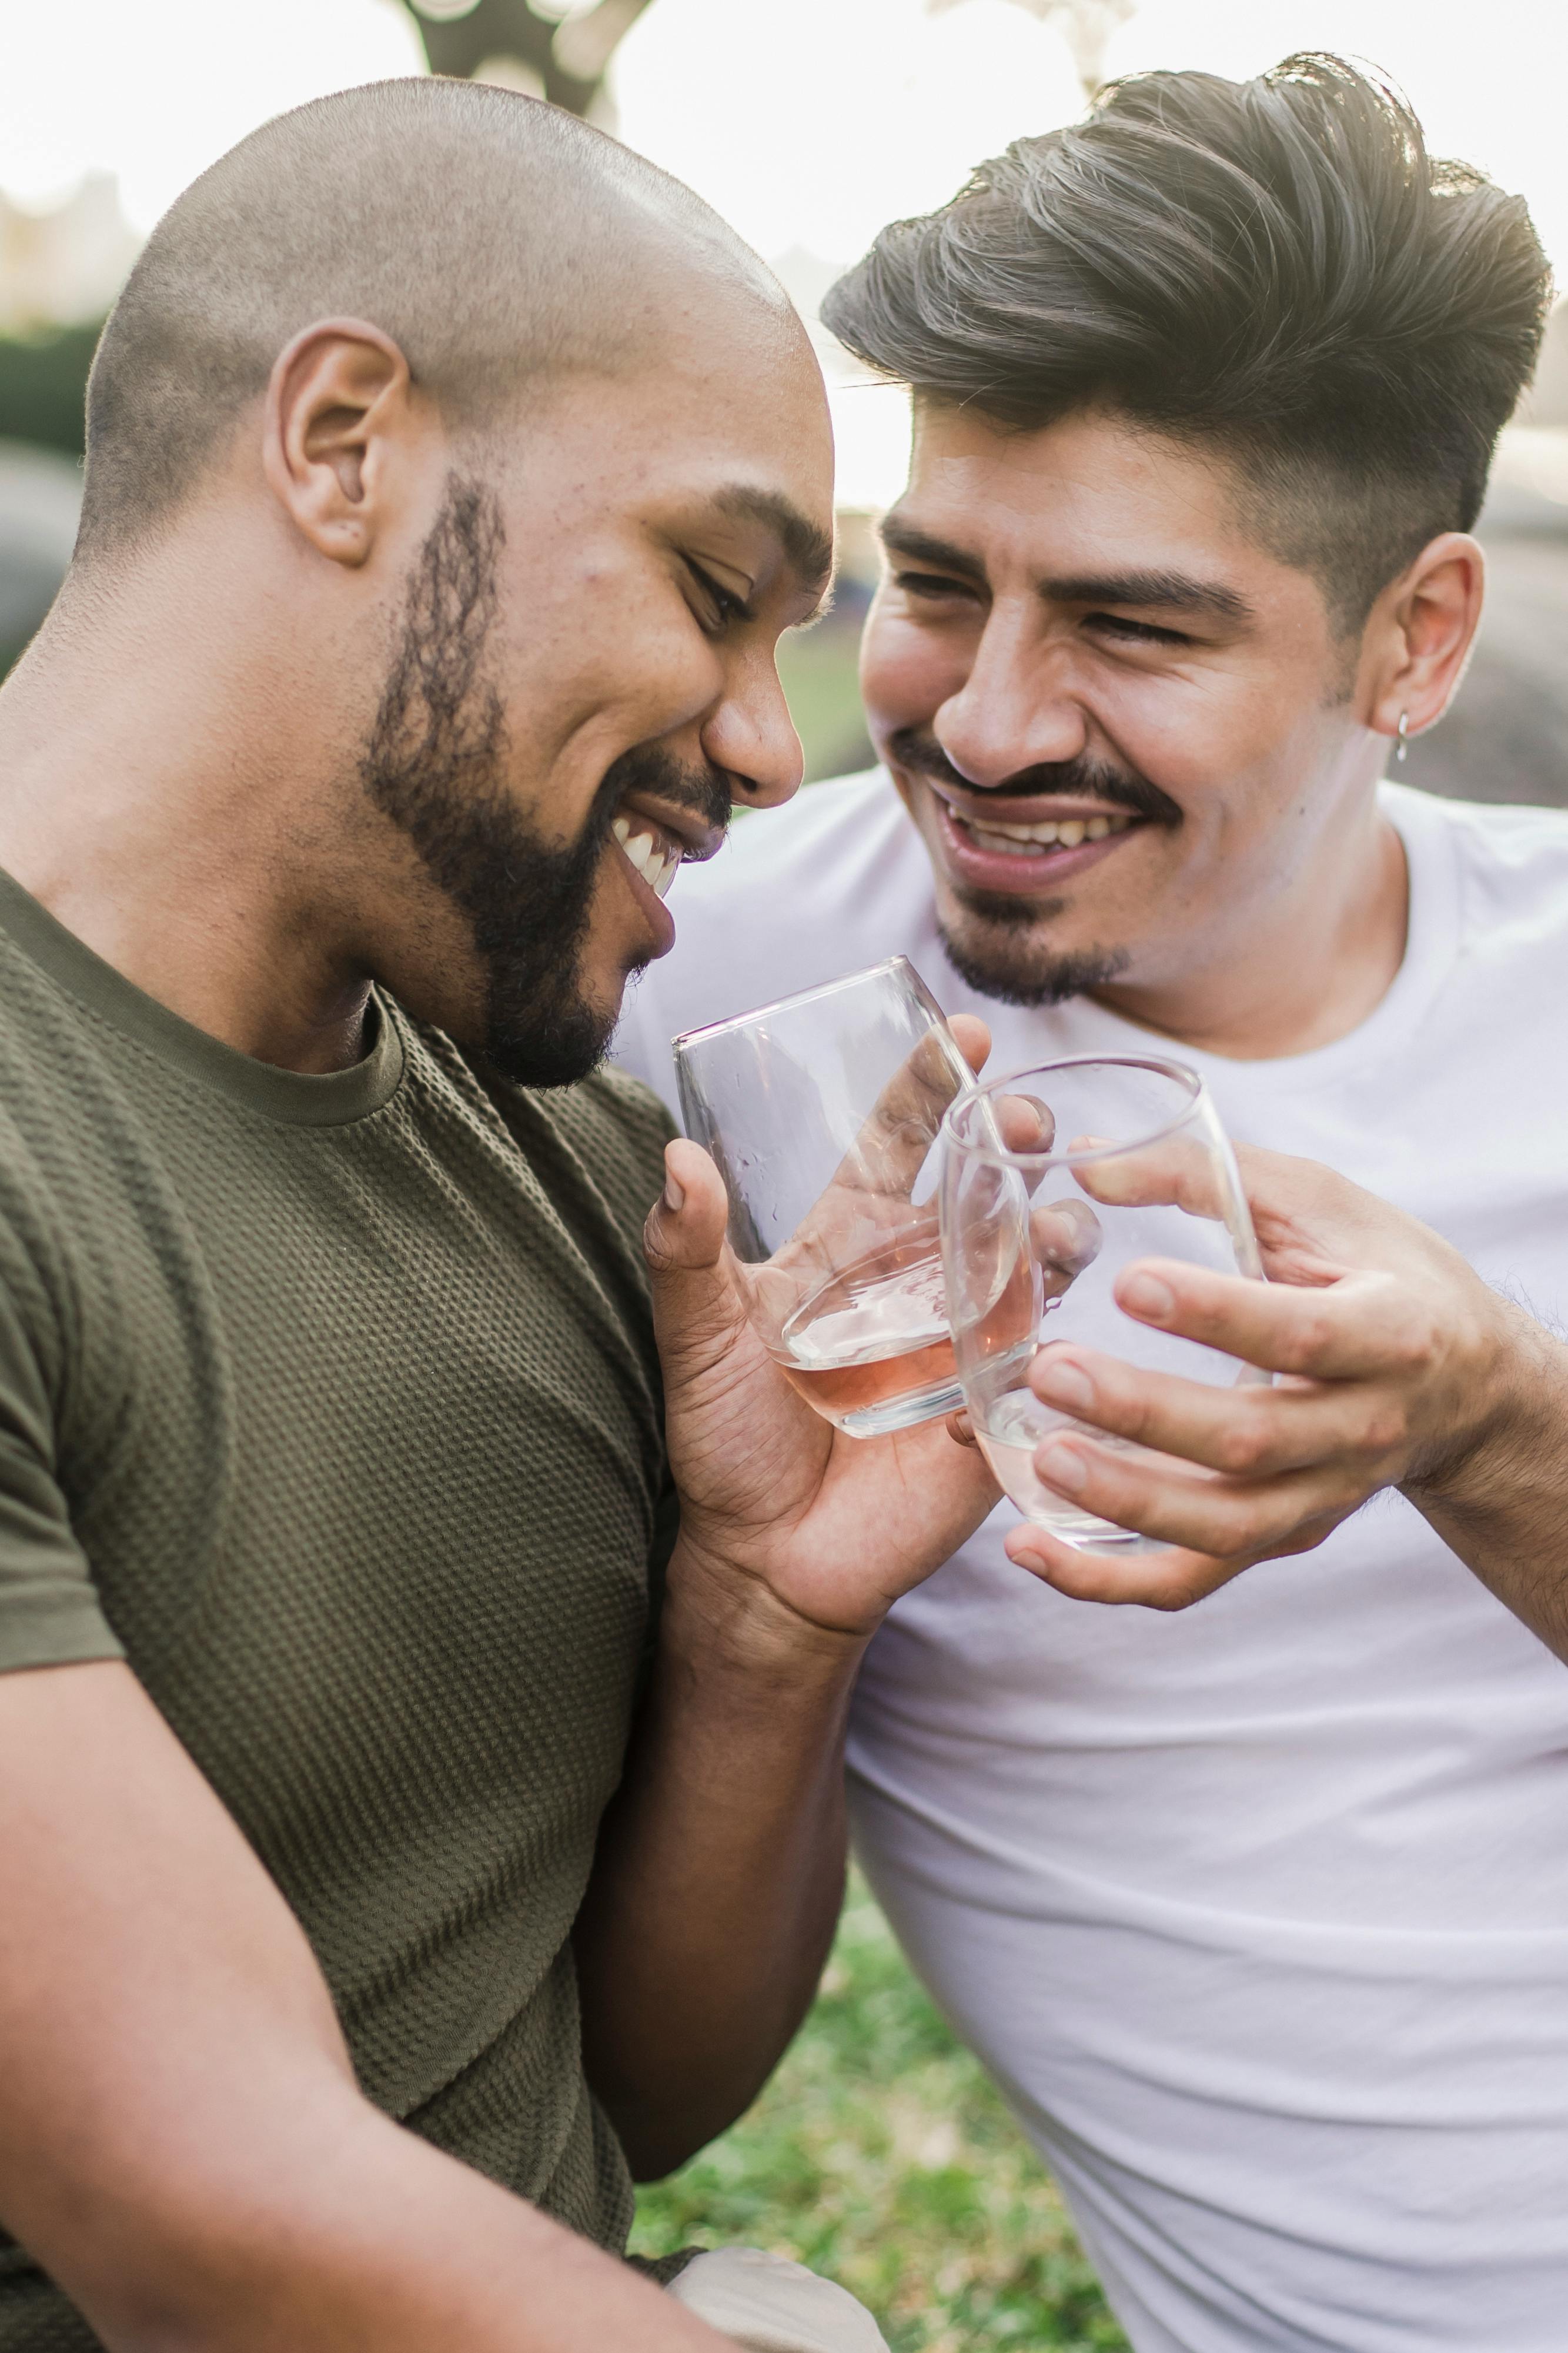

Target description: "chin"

left=939, top=906, right=1132, bottom=1010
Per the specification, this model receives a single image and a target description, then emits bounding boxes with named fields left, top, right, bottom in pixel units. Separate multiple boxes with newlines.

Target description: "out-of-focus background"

left=2, top=4, right=1564, bottom=2342
left=8, top=1, right=1568, bottom=795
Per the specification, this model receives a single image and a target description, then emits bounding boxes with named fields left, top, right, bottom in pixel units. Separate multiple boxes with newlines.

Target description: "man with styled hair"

left=0, top=75, right=999, bottom=2353
left=620, top=55, right=1568, bottom=2352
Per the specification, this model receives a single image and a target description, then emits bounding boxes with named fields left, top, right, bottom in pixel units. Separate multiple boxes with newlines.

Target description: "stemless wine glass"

left=673, top=957, right=994, bottom=1437
left=938, top=1055, right=1264, bottom=1553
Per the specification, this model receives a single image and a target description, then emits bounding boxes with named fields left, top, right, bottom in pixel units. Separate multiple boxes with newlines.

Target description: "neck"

left=0, top=540, right=377, bottom=1074
left=1091, top=775, right=1408, bottom=1062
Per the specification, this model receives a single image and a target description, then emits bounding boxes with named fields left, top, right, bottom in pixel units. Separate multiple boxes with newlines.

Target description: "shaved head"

left=78, top=75, right=785, bottom=560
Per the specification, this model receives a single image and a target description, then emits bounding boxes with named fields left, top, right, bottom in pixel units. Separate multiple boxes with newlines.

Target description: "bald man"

left=0, top=80, right=996, bottom=2353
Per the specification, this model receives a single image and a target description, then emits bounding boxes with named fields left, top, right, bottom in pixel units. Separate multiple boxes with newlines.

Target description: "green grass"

left=631, top=1874, right=1129, bottom=2351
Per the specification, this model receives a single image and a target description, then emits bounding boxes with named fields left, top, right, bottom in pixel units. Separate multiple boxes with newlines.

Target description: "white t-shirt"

left=615, top=773, right=1568, bottom=2353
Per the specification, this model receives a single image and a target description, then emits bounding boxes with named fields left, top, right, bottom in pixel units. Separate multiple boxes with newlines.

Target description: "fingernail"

left=1121, top=1270, right=1175, bottom=1323
left=663, top=1173, right=685, bottom=1214
left=1034, top=1356, right=1094, bottom=1412
left=1036, top=1441, right=1087, bottom=1493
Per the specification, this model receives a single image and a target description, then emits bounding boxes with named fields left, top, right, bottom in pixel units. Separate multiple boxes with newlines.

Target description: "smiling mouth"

left=611, top=812, right=683, bottom=899
left=951, top=807, right=1141, bottom=857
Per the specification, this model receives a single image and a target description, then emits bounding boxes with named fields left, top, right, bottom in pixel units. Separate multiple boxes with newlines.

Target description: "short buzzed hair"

left=79, top=76, right=776, bottom=560
left=823, top=55, right=1551, bottom=632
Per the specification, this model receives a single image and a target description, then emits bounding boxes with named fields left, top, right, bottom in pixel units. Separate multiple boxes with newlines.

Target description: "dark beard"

left=360, top=476, right=728, bottom=1087
left=886, top=726, right=1167, bottom=1009
left=939, top=913, right=1132, bottom=1009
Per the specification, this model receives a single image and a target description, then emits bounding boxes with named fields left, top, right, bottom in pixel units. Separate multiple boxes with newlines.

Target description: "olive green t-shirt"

left=0, top=866, right=676, bottom=2349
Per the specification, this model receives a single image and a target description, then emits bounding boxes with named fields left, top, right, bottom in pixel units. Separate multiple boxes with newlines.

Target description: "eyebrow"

left=879, top=516, right=1256, bottom=627
left=879, top=517, right=987, bottom=582
left=714, top=485, right=835, bottom=599
left=1044, top=570, right=1256, bottom=626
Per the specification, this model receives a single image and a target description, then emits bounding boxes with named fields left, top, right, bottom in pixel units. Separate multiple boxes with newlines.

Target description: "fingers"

left=1002, top=1520, right=1252, bottom=1610
left=644, top=1139, right=728, bottom=1271
left=1031, top=1196, right=1102, bottom=1291
left=1027, top=1341, right=1405, bottom=1481
left=644, top=1140, right=754, bottom=1386
left=835, top=1026, right=975, bottom=1197
left=1024, top=1423, right=1356, bottom=1561
left=947, top=1013, right=991, bottom=1077
left=1113, top=1258, right=1436, bottom=1383
left=1071, top=1133, right=1234, bottom=1223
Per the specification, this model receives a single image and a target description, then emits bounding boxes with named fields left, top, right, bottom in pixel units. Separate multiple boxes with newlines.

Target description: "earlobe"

left=1364, top=530, right=1485, bottom=748
left=262, top=318, right=413, bottom=571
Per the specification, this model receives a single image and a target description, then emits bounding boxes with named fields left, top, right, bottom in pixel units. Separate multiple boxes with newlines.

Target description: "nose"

left=700, top=644, right=805, bottom=812
left=934, top=602, right=1088, bottom=787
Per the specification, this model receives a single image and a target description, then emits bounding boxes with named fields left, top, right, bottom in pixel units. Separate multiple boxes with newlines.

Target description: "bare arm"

left=0, top=1659, right=729, bottom=2353
left=997, top=1144, right=1568, bottom=1662
left=574, top=1137, right=998, bottom=2178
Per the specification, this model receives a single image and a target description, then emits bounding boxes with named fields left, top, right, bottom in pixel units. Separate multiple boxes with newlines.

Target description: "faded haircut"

left=77, top=76, right=778, bottom=562
left=822, top=54, right=1552, bottom=633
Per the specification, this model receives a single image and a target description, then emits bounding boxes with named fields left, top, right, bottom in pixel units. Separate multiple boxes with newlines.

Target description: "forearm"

left=71, top=2086, right=725, bottom=2353
left=574, top=1538, right=865, bottom=2178
left=1406, top=1301, right=1568, bottom=1665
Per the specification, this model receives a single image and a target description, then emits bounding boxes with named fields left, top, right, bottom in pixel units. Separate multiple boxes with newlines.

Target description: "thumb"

left=644, top=1138, right=753, bottom=1387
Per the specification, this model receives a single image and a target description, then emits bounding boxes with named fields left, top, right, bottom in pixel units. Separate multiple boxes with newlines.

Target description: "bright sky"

left=2, top=0, right=1563, bottom=500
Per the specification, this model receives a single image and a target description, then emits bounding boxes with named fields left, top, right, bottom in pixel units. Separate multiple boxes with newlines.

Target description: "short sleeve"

left=0, top=1255, right=122, bottom=1674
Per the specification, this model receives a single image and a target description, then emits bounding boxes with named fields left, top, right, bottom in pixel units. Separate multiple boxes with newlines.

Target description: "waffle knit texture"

left=0, top=865, right=675, bottom=2348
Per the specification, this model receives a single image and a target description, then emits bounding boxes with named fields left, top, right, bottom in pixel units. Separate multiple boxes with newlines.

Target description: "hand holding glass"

left=938, top=1056, right=1264, bottom=1553
left=672, top=959, right=1013, bottom=1436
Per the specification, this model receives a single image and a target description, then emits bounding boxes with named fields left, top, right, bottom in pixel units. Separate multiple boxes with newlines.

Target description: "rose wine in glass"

left=938, top=1055, right=1264, bottom=1552
left=674, top=960, right=983, bottom=1437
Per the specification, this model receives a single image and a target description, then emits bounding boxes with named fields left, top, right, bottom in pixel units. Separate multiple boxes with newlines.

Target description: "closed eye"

left=1084, top=611, right=1193, bottom=648
left=895, top=568, right=984, bottom=603
left=686, top=559, right=755, bottom=632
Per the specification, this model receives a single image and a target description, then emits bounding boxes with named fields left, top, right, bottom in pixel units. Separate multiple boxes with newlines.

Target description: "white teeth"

left=613, top=816, right=679, bottom=899
left=958, top=807, right=1131, bottom=855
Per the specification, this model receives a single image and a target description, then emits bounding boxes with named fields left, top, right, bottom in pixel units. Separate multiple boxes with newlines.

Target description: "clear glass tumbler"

left=672, top=957, right=1002, bottom=1437
left=938, top=1054, right=1264, bottom=1552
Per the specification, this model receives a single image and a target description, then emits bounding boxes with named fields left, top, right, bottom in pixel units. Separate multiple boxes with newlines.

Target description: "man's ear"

left=262, top=318, right=418, bottom=569
left=1360, top=530, right=1485, bottom=755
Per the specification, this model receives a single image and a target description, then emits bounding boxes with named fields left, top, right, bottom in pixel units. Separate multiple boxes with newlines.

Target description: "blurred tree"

left=404, top=0, right=655, bottom=116
left=0, top=321, right=98, bottom=458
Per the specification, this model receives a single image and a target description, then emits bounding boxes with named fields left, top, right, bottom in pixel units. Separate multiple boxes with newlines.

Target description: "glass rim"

left=671, top=954, right=926, bottom=1056
left=941, top=1052, right=1205, bottom=1169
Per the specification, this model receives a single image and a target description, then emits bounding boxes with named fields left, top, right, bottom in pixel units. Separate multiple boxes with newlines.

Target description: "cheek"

left=859, top=604, right=971, bottom=732
left=498, top=596, right=725, bottom=770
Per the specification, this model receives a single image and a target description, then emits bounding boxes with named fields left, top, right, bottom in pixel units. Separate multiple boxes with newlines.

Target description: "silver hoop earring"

left=1396, top=712, right=1410, bottom=764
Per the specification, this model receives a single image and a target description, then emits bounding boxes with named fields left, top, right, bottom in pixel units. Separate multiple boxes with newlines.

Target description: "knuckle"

left=1216, top=1413, right=1273, bottom=1474
left=1358, top=1403, right=1409, bottom=1458
left=1278, top=1310, right=1335, bottom=1374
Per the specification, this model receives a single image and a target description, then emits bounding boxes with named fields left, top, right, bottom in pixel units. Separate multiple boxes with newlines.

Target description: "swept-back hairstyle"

left=822, top=55, right=1551, bottom=629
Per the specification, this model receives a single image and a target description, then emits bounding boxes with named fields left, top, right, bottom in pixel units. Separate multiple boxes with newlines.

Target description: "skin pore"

left=0, top=276, right=833, bottom=1081
left=861, top=402, right=1483, bottom=1061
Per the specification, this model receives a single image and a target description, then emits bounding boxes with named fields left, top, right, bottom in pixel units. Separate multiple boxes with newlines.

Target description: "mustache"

left=595, top=740, right=735, bottom=852
left=887, top=727, right=1183, bottom=829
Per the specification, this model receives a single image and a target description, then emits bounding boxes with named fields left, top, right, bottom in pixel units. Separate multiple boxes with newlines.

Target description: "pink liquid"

left=773, top=1226, right=1034, bottom=1434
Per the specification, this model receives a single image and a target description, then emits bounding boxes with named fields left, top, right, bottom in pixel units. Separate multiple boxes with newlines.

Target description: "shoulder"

left=1386, top=779, right=1568, bottom=880
left=1385, top=782, right=1568, bottom=944
left=544, top=1064, right=674, bottom=1221
left=478, top=1061, right=672, bottom=1259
